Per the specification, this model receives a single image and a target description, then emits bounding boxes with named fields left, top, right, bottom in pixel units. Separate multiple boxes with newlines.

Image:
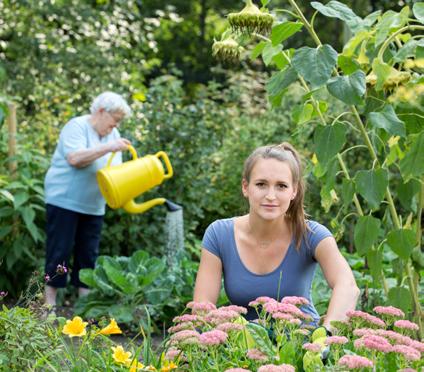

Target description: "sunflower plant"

left=216, top=0, right=424, bottom=338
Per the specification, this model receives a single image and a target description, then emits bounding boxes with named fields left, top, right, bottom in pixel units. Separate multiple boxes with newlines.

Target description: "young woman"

left=193, top=142, right=359, bottom=331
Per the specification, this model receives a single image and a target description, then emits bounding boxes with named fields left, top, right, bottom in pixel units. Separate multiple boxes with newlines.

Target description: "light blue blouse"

left=44, top=115, right=121, bottom=215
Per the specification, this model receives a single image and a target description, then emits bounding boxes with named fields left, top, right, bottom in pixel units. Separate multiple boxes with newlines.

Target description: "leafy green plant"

left=75, top=249, right=198, bottom=330
left=0, top=130, right=48, bottom=295
left=0, top=305, right=62, bottom=369
left=218, top=0, right=424, bottom=336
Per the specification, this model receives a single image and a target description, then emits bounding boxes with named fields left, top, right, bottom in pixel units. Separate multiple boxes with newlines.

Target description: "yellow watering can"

left=97, top=145, right=173, bottom=214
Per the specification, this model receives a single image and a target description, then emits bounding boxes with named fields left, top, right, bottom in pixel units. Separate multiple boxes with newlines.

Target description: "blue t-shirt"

left=202, top=218, right=333, bottom=322
left=44, top=115, right=122, bottom=216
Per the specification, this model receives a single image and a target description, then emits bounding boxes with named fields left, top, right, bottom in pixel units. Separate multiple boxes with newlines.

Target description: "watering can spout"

left=165, top=199, right=182, bottom=212
left=123, top=198, right=166, bottom=214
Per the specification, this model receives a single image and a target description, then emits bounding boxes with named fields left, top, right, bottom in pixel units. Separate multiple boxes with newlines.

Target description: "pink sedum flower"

left=164, top=348, right=182, bottom=361
left=394, top=320, right=419, bottom=331
left=338, top=355, right=373, bottom=369
left=281, top=296, right=309, bottom=306
left=220, top=305, right=248, bottom=314
left=217, top=322, right=244, bottom=333
left=205, top=309, right=240, bottom=324
left=173, top=314, right=199, bottom=323
left=272, top=312, right=293, bottom=321
left=373, top=305, right=405, bottom=317
left=257, top=364, right=295, bottom=372
left=392, top=344, right=421, bottom=361
left=353, top=328, right=376, bottom=337
left=302, top=343, right=322, bottom=352
left=168, top=322, right=195, bottom=334
left=186, top=301, right=216, bottom=313
left=246, top=348, right=268, bottom=361
left=199, top=329, right=228, bottom=345
left=170, top=330, right=200, bottom=342
left=354, top=334, right=393, bottom=353
left=365, top=314, right=386, bottom=328
left=325, top=336, right=349, bottom=345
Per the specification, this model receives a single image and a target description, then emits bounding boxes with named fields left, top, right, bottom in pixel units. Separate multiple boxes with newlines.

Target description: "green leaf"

left=337, top=55, right=360, bottom=75
left=262, top=43, right=282, bottom=66
left=250, top=41, right=267, bottom=59
left=388, top=286, right=412, bottom=313
left=367, top=248, right=383, bottom=286
left=266, top=67, right=298, bottom=97
left=79, top=269, right=96, bottom=288
left=400, top=132, right=424, bottom=181
left=20, top=206, right=41, bottom=242
left=372, top=59, right=392, bottom=91
left=354, top=215, right=381, bottom=255
left=397, top=179, right=420, bottom=210
left=0, top=226, right=12, bottom=240
left=375, top=10, right=409, bottom=46
left=354, top=169, right=388, bottom=209
left=368, top=105, right=406, bottom=137
left=393, top=39, right=418, bottom=62
left=341, top=179, right=355, bottom=208
left=327, top=70, right=366, bottom=105
left=0, top=190, right=14, bottom=203
left=103, top=257, right=137, bottom=294
left=413, top=2, right=424, bottom=23
left=292, top=45, right=338, bottom=87
left=298, top=102, right=314, bottom=124
left=246, top=322, right=275, bottom=357
left=128, top=250, right=150, bottom=274
left=342, top=30, right=372, bottom=57
left=387, top=229, right=416, bottom=259
left=93, top=266, right=116, bottom=295
left=108, top=304, right=134, bottom=323
left=271, top=21, right=303, bottom=46
left=311, top=1, right=363, bottom=32
left=13, top=192, right=29, bottom=209
left=314, top=123, right=346, bottom=166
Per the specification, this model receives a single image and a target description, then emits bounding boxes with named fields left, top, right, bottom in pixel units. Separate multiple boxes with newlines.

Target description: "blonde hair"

left=242, top=142, right=307, bottom=250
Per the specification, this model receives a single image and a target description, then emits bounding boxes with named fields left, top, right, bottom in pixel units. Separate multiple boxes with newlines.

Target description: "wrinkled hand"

left=107, top=138, right=131, bottom=152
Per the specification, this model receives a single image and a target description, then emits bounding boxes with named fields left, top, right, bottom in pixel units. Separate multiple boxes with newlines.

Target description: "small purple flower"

left=0, top=291, right=8, bottom=298
left=56, top=263, right=68, bottom=275
left=44, top=274, right=51, bottom=282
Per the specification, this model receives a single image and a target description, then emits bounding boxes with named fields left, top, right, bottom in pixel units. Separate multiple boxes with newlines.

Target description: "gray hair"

left=90, top=91, right=132, bottom=117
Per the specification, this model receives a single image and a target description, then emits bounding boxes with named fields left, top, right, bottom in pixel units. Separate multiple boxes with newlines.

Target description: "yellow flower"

left=311, top=153, right=318, bottom=165
left=160, top=361, right=178, bottom=371
left=62, top=316, right=88, bottom=337
left=111, top=345, right=132, bottom=365
left=145, top=366, right=157, bottom=371
left=128, top=359, right=144, bottom=371
left=99, top=318, right=123, bottom=335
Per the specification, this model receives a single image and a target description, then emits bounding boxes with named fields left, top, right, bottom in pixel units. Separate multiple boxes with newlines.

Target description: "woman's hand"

left=107, top=138, right=131, bottom=152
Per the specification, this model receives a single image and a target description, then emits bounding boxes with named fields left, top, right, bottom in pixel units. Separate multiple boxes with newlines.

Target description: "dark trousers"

left=45, top=204, right=104, bottom=288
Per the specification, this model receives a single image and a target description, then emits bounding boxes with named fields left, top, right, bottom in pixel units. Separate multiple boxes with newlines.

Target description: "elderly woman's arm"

left=67, top=138, right=131, bottom=168
left=315, top=237, right=360, bottom=331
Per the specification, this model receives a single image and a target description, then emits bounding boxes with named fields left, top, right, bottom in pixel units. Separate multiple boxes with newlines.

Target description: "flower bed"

left=163, top=297, right=423, bottom=371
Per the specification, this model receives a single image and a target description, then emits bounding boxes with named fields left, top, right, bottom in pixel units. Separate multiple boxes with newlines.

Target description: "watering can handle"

left=155, top=151, right=173, bottom=180
left=106, top=145, right=138, bottom=167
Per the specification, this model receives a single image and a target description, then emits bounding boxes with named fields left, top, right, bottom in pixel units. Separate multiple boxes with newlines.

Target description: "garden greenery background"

left=0, top=0, right=423, bottom=336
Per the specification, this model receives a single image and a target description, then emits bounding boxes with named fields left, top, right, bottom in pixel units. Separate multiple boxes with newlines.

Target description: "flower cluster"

left=165, top=299, right=423, bottom=371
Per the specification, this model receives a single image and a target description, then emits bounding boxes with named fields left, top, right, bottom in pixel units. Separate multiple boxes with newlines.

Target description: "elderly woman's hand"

left=108, top=138, right=131, bottom=152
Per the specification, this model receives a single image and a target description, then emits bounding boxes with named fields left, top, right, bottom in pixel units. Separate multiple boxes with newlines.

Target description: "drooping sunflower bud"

left=212, top=38, right=244, bottom=64
left=227, top=0, right=274, bottom=35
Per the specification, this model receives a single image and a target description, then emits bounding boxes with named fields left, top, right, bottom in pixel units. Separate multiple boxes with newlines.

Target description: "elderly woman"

left=44, top=91, right=132, bottom=308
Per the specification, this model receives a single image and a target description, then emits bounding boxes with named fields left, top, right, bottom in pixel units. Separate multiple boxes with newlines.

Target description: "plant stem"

left=377, top=25, right=424, bottom=61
